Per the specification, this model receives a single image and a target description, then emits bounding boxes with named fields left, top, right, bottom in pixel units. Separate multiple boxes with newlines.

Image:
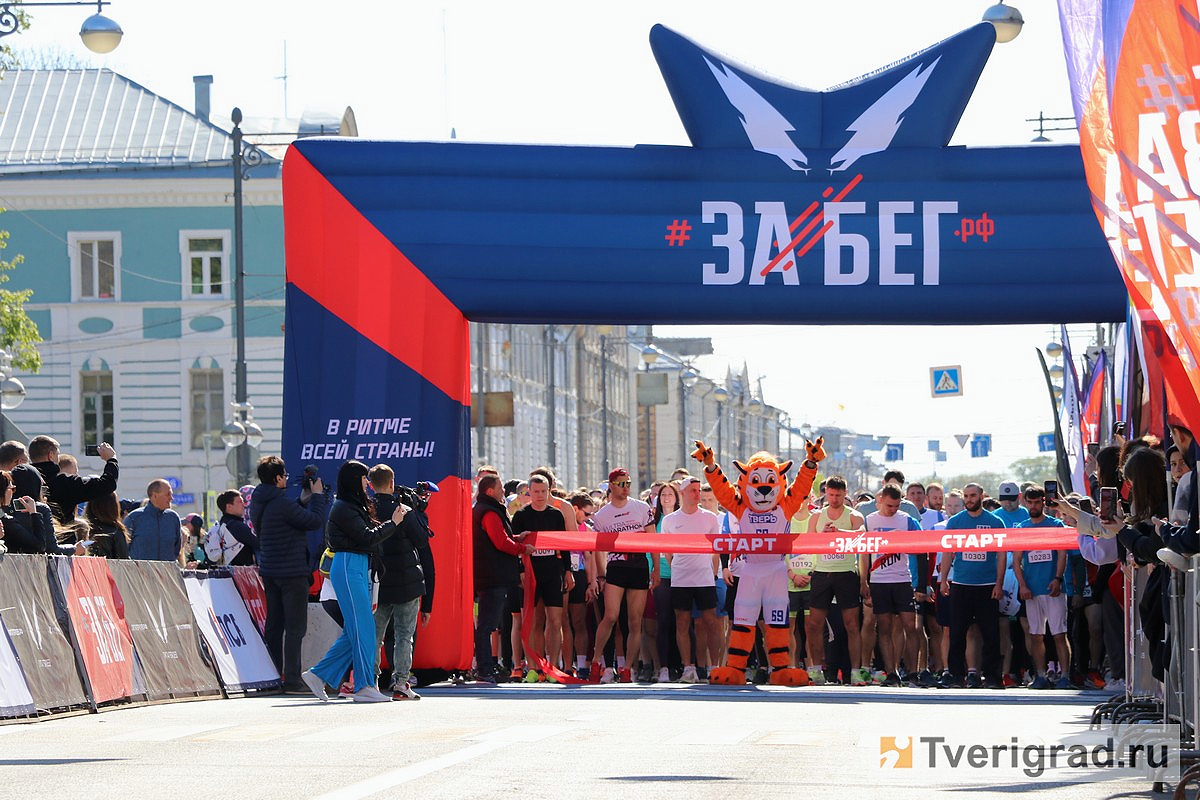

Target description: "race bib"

left=790, top=555, right=813, bottom=571
left=532, top=548, right=557, bottom=557
left=1027, top=551, right=1053, bottom=564
left=961, top=552, right=987, bottom=562
left=821, top=553, right=849, bottom=562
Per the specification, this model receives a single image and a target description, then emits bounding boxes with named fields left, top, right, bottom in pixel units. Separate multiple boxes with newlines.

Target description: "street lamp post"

left=678, top=368, right=698, bottom=468
left=225, top=108, right=266, bottom=485
left=0, top=1, right=123, bottom=52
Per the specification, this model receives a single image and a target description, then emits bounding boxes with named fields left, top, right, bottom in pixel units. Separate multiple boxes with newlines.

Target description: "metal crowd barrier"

left=1170, top=555, right=1200, bottom=799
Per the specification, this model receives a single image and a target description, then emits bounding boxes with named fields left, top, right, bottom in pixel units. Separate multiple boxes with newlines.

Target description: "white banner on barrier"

left=0, top=614, right=35, bottom=717
left=182, top=572, right=280, bottom=692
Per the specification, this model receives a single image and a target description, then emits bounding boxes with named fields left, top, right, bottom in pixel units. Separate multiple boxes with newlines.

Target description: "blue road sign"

left=931, top=366, right=963, bottom=397
left=885, top=443, right=904, bottom=462
left=1037, top=433, right=1055, bottom=452
left=173, top=493, right=195, bottom=506
left=165, top=476, right=183, bottom=491
left=928, top=439, right=940, bottom=452
left=970, top=434, right=992, bottom=458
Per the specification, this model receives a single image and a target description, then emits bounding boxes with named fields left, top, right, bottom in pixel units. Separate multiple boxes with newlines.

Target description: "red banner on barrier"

left=527, top=527, right=1082, bottom=556
left=64, top=557, right=134, bottom=704
left=231, top=566, right=268, bottom=636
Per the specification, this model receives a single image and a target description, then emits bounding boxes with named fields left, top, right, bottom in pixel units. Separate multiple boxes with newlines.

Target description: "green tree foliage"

left=0, top=222, right=42, bottom=373
left=1007, top=455, right=1057, bottom=484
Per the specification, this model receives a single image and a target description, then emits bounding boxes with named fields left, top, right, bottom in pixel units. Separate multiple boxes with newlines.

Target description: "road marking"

left=111, top=724, right=233, bottom=742
left=667, top=727, right=756, bottom=745
left=195, top=724, right=314, bottom=742
left=310, top=725, right=566, bottom=800
left=292, top=723, right=409, bottom=743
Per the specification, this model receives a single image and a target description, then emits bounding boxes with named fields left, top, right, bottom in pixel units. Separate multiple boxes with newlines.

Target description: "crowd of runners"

left=469, top=421, right=1198, bottom=690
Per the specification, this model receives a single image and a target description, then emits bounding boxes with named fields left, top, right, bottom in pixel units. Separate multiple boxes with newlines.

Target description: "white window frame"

left=180, top=230, right=231, bottom=300
left=80, top=369, right=114, bottom=448
left=68, top=231, right=121, bottom=302
left=188, top=367, right=225, bottom=450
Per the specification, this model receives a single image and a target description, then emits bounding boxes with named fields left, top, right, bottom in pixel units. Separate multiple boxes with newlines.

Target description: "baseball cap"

left=678, top=476, right=702, bottom=489
left=998, top=481, right=1019, bottom=499
left=184, top=513, right=205, bottom=529
left=608, top=467, right=630, bottom=482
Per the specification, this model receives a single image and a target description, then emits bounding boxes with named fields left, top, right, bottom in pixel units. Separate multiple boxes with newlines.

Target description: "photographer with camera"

left=28, top=435, right=118, bottom=524
left=369, top=465, right=437, bottom=700
left=251, top=455, right=328, bottom=694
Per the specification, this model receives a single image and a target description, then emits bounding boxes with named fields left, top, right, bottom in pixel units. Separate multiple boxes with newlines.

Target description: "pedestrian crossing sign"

left=930, top=365, right=962, bottom=397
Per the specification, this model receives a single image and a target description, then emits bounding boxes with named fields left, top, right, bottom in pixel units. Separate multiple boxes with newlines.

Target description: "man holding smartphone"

left=28, top=435, right=118, bottom=524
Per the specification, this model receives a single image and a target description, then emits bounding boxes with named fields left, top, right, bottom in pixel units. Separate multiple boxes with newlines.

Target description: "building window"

left=81, top=371, right=114, bottom=447
left=190, top=368, right=224, bottom=450
left=181, top=231, right=229, bottom=298
left=69, top=232, right=120, bottom=300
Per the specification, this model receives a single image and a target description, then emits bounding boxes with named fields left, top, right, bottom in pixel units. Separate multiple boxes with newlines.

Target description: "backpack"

left=203, top=522, right=244, bottom=566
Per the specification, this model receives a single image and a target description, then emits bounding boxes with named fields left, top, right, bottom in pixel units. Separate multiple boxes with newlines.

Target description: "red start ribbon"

left=525, top=527, right=1084, bottom=555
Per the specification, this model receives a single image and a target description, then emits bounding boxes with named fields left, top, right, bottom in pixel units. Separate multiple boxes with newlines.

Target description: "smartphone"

left=1043, top=480, right=1059, bottom=503
left=1086, top=442, right=1100, bottom=458
left=1099, top=487, right=1118, bottom=522
left=1112, top=421, right=1126, bottom=437
left=85, top=444, right=100, bottom=457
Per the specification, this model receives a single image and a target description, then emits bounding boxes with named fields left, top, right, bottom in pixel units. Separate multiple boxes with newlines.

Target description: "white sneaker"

left=352, top=686, right=392, bottom=703
left=301, top=670, right=330, bottom=703
left=656, top=667, right=670, bottom=683
left=599, top=668, right=617, bottom=684
left=680, top=665, right=699, bottom=684
left=1104, top=677, right=1127, bottom=693
left=392, top=681, right=421, bottom=701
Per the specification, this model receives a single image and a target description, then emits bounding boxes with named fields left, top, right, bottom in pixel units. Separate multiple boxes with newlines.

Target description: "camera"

left=299, top=464, right=321, bottom=490
left=85, top=444, right=100, bottom=457
left=395, top=482, right=435, bottom=512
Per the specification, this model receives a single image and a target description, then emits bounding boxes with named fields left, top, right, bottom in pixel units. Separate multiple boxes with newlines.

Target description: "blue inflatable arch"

left=281, top=22, right=1124, bottom=668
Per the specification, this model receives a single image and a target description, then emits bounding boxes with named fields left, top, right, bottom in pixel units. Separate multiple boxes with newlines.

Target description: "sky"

left=10, top=0, right=1108, bottom=481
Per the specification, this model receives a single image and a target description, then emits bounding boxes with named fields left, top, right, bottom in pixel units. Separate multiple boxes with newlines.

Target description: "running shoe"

left=338, top=681, right=355, bottom=698
left=983, top=676, right=1005, bottom=690
left=752, top=667, right=769, bottom=685
left=618, top=667, right=633, bottom=683
left=808, top=667, right=826, bottom=686
left=509, top=667, right=525, bottom=682
left=851, top=667, right=870, bottom=687
left=965, top=672, right=983, bottom=689
left=523, top=669, right=542, bottom=683
left=1085, top=670, right=1106, bottom=689
left=869, top=669, right=887, bottom=685
left=1104, top=677, right=1126, bottom=693
left=600, top=667, right=618, bottom=684
left=636, top=664, right=653, bottom=683
left=392, top=681, right=421, bottom=700
left=916, top=669, right=936, bottom=688
left=577, top=664, right=591, bottom=682
left=657, top=667, right=670, bottom=683
left=680, top=665, right=700, bottom=684
left=937, top=671, right=965, bottom=689
left=300, top=670, right=330, bottom=703
left=1029, top=675, right=1052, bottom=690
left=881, top=672, right=901, bottom=687
left=1054, top=674, right=1077, bottom=690
left=352, top=686, right=392, bottom=703
left=1002, top=673, right=1016, bottom=688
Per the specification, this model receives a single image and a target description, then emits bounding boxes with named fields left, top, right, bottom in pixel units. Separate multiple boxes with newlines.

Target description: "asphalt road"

left=0, top=683, right=1168, bottom=799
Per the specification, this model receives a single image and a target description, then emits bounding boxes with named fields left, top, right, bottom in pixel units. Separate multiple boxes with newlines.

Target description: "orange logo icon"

left=880, top=736, right=912, bottom=768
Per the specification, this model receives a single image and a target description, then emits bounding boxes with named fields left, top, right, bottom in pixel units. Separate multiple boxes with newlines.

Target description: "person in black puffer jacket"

left=250, top=455, right=328, bottom=693
left=301, top=460, right=405, bottom=704
left=369, top=465, right=436, bottom=700
left=0, top=469, right=48, bottom=554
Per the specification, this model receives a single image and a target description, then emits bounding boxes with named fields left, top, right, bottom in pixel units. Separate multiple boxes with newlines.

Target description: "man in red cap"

left=588, top=467, right=657, bottom=683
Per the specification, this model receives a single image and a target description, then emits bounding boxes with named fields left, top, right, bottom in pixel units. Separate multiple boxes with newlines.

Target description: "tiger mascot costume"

left=691, top=436, right=825, bottom=685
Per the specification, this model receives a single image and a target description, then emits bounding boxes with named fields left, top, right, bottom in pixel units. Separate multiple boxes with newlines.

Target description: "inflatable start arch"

left=281, top=23, right=1125, bottom=668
